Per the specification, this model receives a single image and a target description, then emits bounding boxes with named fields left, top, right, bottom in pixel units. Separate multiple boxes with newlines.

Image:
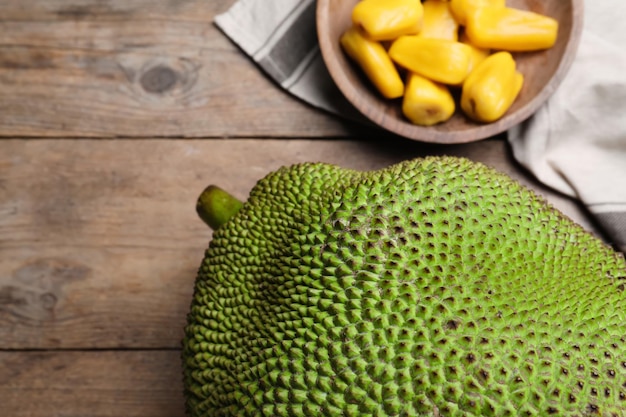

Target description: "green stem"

left=196, top=185, right=244, bottom=230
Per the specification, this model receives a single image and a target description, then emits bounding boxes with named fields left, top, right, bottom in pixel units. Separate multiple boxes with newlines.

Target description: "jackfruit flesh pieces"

left=182, top=157, right=626, bottom=417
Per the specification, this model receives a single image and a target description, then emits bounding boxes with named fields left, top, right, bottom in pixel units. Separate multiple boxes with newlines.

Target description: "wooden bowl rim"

left=316, top=0, right=585, bottom=144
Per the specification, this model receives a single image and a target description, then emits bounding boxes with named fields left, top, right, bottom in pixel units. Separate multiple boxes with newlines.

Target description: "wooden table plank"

left=0, top=0, right=350, bottom=138
left=0, top=350, right=185, bottom=417
left=0, top=138, right=604, bottom=350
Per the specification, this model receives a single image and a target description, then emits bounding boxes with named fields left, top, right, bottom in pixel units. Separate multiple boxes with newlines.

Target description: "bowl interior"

left=316, top=0, right=583, bottom=143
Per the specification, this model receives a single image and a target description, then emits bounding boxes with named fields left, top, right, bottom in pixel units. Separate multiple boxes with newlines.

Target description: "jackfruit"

left=182, top=157, right=626, bottom=417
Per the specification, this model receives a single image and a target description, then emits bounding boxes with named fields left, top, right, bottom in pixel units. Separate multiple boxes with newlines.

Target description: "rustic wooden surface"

left=0, top=1, right=607, bottom=416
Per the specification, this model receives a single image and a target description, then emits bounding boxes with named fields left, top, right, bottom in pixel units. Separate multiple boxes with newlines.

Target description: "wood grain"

left=0, top=350, right=185, bottom=417
left=0, top=138, right=604, bottom=350
left=0, top=0, right=350, bottom=138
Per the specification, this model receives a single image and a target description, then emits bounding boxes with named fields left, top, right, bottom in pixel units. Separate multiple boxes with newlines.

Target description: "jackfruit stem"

left=196, top=185, right=244, bottom=230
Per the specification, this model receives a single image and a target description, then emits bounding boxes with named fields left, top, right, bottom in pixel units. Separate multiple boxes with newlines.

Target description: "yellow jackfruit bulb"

left=420, top=0, right=460, bottom=41
left=389, top=36, right=472, bottom=85
left=454, top=31, right=491, bottom=85
left=465, top=6, right=559, bottom=51
left=352, top=0, right=423, bottom=41
left=402, top=72, right=456, bottom=126
left=461, top=51, right=524, bottom=123
left=449, top=0, right=505, bottom=26
left=340, top=26, right=405, bottom=99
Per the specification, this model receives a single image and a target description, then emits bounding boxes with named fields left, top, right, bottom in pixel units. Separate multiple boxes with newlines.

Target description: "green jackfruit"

left=182, top=157, right=626, bottom=417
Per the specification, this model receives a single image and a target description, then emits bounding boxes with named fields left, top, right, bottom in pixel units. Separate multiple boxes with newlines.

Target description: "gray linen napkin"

left=215, top=0, right=626, bottom=252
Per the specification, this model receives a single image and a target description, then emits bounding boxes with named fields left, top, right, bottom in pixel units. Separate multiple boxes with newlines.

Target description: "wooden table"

left=0, top=1, right=606, bottom=416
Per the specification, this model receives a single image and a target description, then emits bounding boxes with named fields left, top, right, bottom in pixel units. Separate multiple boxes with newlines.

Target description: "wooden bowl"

left=316, top=0, right=584, bottom=144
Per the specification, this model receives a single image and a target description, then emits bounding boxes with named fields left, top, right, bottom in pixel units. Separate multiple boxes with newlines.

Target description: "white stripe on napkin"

left=215, top=0, right=366, bottom=120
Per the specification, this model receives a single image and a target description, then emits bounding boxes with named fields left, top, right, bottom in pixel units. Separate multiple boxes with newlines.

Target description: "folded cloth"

left=508, top=4, right=626, bottom=253
left=214, top=0, right=367, bottom=122
left=215, top=0, right=626, bottom=253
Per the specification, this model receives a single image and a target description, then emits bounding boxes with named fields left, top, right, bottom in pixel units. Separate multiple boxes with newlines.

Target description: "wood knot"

left=140, top=65, right=178, bottom=94
left=0, top=258, right=90, bottom=322
left=40, top=292, right=58, bottom=310
left=117, top=57, right=200, bottom=103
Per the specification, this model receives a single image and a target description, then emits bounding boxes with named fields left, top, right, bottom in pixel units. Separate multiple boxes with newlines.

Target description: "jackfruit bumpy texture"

left=182, top=157, right=626, bottom=417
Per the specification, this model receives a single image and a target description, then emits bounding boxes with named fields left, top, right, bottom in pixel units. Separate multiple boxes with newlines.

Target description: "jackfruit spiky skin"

left=182, top=157, right=626, bottom=417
